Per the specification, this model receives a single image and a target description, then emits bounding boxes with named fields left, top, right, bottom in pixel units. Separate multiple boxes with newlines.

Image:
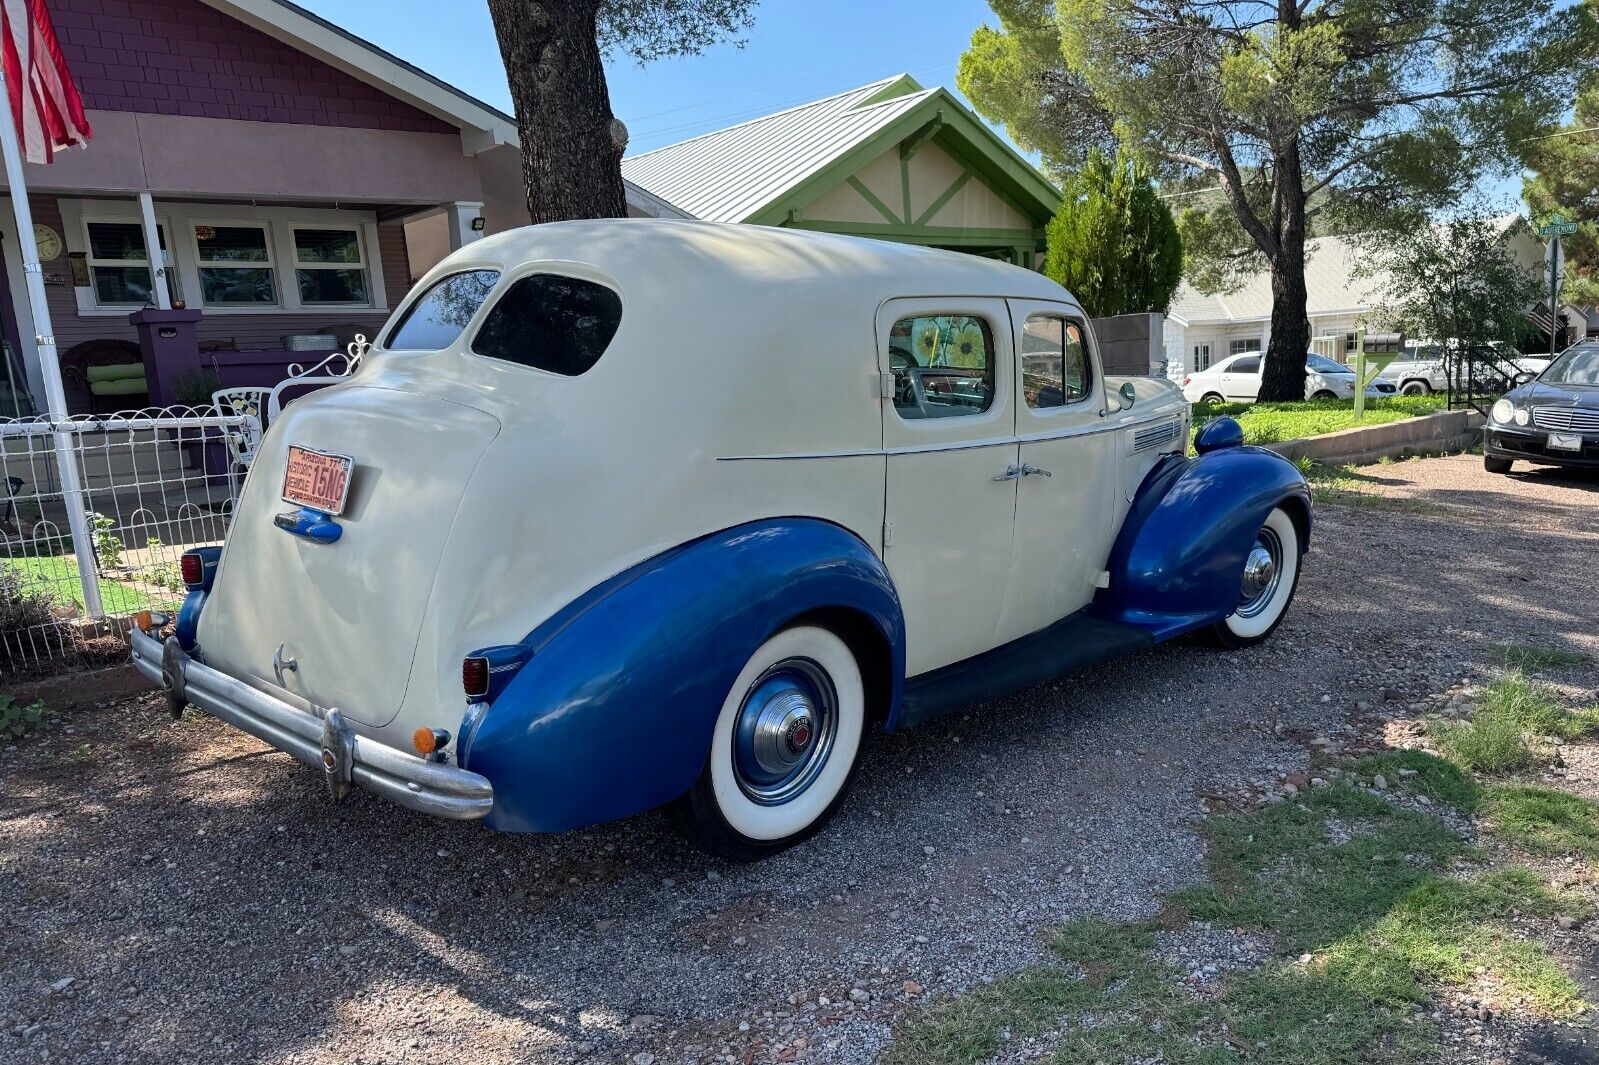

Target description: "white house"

left=1161, top=215, right=1555, bottom=378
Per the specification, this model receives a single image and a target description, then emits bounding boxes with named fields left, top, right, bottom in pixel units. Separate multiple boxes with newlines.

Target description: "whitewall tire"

left=677, top=625, right=865, bottom=858
left=1212, top=507, right=1301, bottom=648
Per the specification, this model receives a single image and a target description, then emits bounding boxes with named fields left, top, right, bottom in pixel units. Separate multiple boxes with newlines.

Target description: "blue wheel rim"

left=731, top=657, right=838, bottom=806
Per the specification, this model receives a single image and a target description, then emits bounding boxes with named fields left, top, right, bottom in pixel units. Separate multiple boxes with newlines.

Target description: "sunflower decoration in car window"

left=914, top=321, right=941, bottom=365
left=950, top=321, right=987, bottom=369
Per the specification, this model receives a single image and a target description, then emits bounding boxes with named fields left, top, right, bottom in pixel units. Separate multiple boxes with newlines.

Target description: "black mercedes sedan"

left=1484, top=343, right=1599, bottom=473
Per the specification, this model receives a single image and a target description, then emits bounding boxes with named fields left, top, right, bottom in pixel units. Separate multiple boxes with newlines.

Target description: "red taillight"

left=1181, top=376, right=1191, bottom=388
left=180, top=552, right=204, bottom=586
left=462, top=656, right=490, bottom=699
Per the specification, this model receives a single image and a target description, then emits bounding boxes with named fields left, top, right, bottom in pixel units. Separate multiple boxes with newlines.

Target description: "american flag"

left=1, top=0, right=89, bottom=164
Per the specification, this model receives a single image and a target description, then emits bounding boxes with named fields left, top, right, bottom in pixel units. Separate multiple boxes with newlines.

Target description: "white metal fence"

left=0, top=406, right=252, bottom=677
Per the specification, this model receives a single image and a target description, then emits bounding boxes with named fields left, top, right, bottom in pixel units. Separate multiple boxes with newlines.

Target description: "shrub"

left=0, top=565, right=65, bottom=658
left=0, top=693, right=51, bottom=740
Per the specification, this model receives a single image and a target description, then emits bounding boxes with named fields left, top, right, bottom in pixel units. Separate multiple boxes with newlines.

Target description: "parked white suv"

left=1182, top=352, right=1396, bottom=404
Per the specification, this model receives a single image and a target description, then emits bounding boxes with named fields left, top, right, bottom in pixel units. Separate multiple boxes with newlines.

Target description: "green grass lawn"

left=1192, top=394, right=1449, bottom=447
left=3, top=554, right=182, bottom=614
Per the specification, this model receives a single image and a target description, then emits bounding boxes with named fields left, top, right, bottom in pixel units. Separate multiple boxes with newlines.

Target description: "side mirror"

left=1512, top=371, right=1535, bottom=386
left=1118, top=381, right=1137, bottom=409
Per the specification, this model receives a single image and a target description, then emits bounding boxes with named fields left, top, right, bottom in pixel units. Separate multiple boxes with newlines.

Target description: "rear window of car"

left=385, top=270, right=501, bottom=351
left=472, top=274, right=623, bottom=377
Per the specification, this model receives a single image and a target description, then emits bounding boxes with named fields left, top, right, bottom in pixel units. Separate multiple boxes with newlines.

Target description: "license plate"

left=282, top=445, right=354, bottom=514
left=1548, top=432, right=1584, bottom=452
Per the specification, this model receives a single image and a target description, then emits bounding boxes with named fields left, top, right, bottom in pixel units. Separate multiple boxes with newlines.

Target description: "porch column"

left=443, top=201, right=485, bottom=251
left=136, top=192, right=172, bottom=310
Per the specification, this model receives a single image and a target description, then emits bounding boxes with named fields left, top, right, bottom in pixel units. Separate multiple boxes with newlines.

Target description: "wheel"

left=1200, top=392, right=1224, bottom=404
left=1211, top=507, right=1302, bottom=648
left=1484, top=455, right=1512, bottom=474
left=1400, top=380, right=1431, bottom=395
left=675, top=625, right=866, bottom=859
left=1311, top=390, right=1337, bottom=400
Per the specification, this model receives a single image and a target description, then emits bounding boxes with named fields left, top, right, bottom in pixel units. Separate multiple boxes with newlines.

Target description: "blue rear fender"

left=458, top=518, right=905, bottom=833
left=1093, top=445, right=1311, bottom=641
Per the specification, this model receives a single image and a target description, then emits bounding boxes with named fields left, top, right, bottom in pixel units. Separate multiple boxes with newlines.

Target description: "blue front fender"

left=1093, top=446, right=1311, bottom=640
left=458, top=518, right=905, bottom=833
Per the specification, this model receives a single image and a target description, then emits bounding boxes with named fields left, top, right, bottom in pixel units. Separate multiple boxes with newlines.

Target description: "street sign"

left=1539, top=213, right=1579, bottom=237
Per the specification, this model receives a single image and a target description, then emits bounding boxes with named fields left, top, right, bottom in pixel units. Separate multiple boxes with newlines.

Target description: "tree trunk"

left=1258, top=148, right=1311, bottom=403
left=487, top=0, right=629, bottom=224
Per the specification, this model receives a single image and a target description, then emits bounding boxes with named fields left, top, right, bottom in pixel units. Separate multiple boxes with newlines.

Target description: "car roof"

left=438, top=218, right=1070, bottom=306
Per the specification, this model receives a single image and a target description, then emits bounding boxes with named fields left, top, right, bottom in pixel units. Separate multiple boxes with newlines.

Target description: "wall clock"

left=33, top=224, right=61, bottom=262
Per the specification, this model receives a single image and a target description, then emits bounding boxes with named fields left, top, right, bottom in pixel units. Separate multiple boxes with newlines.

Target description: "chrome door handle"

left=273, top=642, right=298, bottom=687
left=1022, top=464, right=1052, bottom=477
left=994, top=465, right=1023, bottom=481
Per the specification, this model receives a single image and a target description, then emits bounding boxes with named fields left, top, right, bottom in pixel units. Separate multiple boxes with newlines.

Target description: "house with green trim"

left=622, top=76, right=1060, bottom=267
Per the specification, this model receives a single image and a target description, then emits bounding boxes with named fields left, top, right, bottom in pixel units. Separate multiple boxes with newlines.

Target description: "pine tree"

left=1044, top=150, right=1182, bottom=318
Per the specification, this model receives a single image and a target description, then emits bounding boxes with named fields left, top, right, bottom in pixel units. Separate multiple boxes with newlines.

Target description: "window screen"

left=472, top=274, right=623, bottom=377
left=385, top=270, right=500, bottom=351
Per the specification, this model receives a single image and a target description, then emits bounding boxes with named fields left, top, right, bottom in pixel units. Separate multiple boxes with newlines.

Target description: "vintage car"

left=1484, top=342, right=1599, bottom=472
left=131, top=221, right=1311, bottom=858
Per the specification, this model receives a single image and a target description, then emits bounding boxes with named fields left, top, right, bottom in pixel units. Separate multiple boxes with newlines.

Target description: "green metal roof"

left=622, top=76, right=1059, bottom=227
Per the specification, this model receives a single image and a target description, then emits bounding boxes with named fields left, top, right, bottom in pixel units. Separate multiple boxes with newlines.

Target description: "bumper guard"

left=132, top=628, right=493, bottom=820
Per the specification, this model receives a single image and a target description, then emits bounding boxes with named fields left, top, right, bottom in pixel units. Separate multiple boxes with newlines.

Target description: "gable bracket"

left=899, top=112, right=945, bottom=161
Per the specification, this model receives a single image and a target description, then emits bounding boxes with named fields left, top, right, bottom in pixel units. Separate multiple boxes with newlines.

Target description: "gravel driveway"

left=2, top=453, right=1595, bottom=1065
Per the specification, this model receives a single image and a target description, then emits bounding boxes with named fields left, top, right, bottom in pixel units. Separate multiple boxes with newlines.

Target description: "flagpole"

left=0, top=65, right=103, bottom=616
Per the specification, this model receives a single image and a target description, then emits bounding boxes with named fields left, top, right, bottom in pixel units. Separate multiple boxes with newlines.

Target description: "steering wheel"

left=890, top=353, right=933, bottom=417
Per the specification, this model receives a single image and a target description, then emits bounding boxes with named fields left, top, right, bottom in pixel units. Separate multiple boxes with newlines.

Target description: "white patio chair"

left=267, top=375, right=343, bottom=422
left=211, top=386, right=270, bottom=473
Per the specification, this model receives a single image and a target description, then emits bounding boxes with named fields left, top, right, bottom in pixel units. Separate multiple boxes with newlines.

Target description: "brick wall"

left=48, top=0, right=455, bottom=133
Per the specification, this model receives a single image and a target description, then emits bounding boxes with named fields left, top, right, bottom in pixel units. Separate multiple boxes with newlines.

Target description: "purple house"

left=0, top=0, right=682, bottom=414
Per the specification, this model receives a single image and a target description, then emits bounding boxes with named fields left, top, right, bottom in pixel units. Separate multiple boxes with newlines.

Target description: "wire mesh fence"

left=0, top=406, right=252, bottom=679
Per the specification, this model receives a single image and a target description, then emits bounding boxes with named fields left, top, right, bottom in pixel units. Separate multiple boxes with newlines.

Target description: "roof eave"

left=206, top=0, right=519, bottom=151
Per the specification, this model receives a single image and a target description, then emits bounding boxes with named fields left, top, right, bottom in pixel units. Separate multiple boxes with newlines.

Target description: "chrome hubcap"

left=1236, top=526, right=1284, bottom=619
left=732, top=658, right=837, bottom=805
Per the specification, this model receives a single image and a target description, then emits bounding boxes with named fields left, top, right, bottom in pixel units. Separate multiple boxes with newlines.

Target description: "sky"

left=295, top=0, right=1524, bottom=207
left=296, top=0, right=1001, bottom=157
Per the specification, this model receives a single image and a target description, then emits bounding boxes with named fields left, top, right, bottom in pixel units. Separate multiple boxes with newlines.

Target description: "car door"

left=997, top=302, right=1117, bottom=644
left=879, top=298, right=1017, bottom=678
left=1223, top=355, right=1262, bottom=400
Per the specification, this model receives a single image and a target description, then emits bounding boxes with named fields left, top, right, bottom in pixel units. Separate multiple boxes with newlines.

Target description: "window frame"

left=191, top=220, right=279, bottom=307
left=1228, top=337, right=1261, bottom=357
left=290, top=224, right=372, bottom=306
left=58, top=199, right=389, bottom=317
left=886, top=310, right=1001, bottom=423
left=1019, top=311, right=1097, bottom=413
left=82, top=219, right=177, bottom=309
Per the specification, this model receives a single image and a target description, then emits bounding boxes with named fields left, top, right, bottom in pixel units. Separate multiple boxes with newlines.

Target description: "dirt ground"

left=1, top=452, right=1595, bottom=1065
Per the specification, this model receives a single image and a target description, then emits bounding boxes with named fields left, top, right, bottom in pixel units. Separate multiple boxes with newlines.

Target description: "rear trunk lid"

left=197, top=384, right=501, bottom=727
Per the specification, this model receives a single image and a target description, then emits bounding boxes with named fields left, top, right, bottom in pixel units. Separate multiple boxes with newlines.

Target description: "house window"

left=887, top=314, right=995, bottom=419
left=194, top=223, right=276, bottom=305
left=293, top=226, right=370, bottom=304
left=1229, top=338, right=1260, bottom=357
left=85, top=222, right=173, bottom=306
left=1345, top=332, right=1358, bottom=353
left=1193, top=343, right=1212, bottom=371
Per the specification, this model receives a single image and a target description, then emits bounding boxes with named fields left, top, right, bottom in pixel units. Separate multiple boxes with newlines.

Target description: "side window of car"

left=1022, top=314, right=1093, bottom=409
left=1231, top=355, right=1261, bottom=374
left=888, top=314, right=996, bottom=420
left=385, top=269, right=501, bottom=351
left=473, top=274, right=624, bottom=377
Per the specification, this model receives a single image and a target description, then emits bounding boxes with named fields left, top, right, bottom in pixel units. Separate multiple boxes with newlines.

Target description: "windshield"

left=1306, top=354, right=1351, bottom=373
left=1542, top=346, right=1599, bottom=385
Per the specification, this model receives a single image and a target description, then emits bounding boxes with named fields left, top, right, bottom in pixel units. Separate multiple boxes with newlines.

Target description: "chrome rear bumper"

left=131, top=628, right=493, bottom=820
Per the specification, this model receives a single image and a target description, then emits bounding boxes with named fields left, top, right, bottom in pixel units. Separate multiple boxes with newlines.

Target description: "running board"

left=895, top=610, right=1153, bottom=729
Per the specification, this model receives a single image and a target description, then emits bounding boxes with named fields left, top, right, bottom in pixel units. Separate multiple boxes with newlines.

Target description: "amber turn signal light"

left=412, top=727, right=450, bottom=756
left=134, top=610, right=153, bottom=634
